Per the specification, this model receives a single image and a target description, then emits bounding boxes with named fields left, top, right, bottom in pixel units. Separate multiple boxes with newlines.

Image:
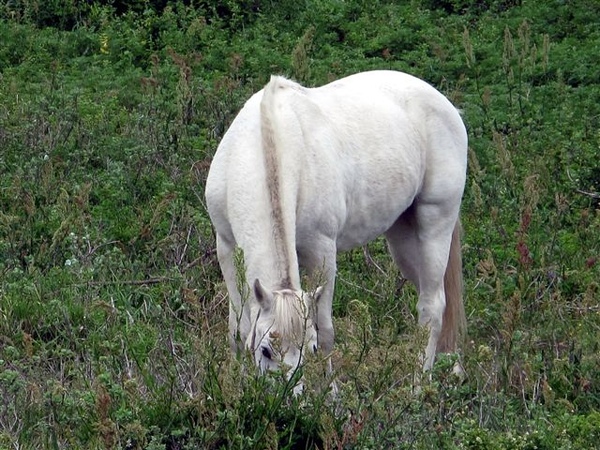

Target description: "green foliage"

left=1, top=0, right=599, bottom=448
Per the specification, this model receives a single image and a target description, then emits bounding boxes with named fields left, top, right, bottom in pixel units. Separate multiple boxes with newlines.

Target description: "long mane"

left=271, top=290, right=311, bottom=343
left=260, top=77, right=294, bottom=289
left=260, top=76, right=306, bottom=290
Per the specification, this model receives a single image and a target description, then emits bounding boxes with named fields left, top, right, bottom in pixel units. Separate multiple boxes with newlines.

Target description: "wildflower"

left=100, top=34, right=109, bottom=54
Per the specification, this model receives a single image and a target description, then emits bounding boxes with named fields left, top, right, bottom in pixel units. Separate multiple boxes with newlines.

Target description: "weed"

left=1, top=1, right=599, bottom=448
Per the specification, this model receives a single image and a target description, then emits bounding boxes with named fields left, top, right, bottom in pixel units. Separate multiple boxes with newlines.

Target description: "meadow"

left=0, top=0, right=599, bottom=448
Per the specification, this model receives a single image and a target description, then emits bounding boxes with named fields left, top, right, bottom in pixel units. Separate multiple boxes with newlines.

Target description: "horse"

left=205, top=70, right=467, bottom=392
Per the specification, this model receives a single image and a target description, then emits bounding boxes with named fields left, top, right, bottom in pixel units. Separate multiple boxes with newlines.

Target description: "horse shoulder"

left=206, top=93, right=266, bottom=238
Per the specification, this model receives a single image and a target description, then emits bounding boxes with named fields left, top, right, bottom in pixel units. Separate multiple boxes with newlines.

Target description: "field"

left=1, top=1, right=599, bottom=448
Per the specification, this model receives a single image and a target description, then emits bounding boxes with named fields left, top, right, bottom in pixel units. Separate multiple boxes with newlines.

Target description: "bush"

left=1, top=0, right=599, bottom=448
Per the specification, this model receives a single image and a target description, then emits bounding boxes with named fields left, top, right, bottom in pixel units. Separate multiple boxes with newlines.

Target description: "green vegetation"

left=1, top=0, right=599, bottom=448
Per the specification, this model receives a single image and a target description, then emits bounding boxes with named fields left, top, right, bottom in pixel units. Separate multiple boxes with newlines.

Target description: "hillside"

left=1, top=1, right=599, bottom=448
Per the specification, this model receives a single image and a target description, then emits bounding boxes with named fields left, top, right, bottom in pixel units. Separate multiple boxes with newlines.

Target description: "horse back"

left=206, top=71, right=467, bottom=253
left=299, top=71, right=467, bottom=248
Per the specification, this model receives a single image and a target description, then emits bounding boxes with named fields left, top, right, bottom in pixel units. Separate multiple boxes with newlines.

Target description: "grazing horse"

left=205, top=70, right=467, bottom=391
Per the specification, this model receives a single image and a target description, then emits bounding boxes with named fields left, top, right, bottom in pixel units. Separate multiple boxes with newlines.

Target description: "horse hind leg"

left=385, top=202, right=462, bottom=372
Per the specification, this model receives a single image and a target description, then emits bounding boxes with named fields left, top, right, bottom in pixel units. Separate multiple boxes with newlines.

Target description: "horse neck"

left=241, top=192, right=300, bottom=293
left=263, top=150, right=301, bottom=291
left=262, top=157, right=301, bottom=286
left=254, top=76, right=308, bottom=291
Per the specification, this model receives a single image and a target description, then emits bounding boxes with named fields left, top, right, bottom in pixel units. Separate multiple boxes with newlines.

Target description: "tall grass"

left=1, top=1, right=599, bottom=448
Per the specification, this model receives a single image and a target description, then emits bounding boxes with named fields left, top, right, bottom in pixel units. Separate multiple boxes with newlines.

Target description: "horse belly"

left=336, top=180, right=418, bottom=252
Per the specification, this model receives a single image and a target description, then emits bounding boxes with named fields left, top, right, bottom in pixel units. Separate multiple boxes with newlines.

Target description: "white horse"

left=205, top=70, right=467, bottom=391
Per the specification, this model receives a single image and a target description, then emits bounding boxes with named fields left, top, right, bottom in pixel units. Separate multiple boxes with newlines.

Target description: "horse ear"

left=254, top=278, right=272, bottom=310
left=314, top=286, right=324, bottom=302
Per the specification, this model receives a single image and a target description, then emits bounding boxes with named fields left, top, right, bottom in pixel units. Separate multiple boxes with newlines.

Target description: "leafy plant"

left=1, top=1, right=599, bottom=448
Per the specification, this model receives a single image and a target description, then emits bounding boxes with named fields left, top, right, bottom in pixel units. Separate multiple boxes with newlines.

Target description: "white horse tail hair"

left=437, top=219, right=467, bottom=353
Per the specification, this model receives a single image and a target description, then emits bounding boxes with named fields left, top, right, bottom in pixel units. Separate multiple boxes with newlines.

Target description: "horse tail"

left=437, top=219, right=466, bottom=353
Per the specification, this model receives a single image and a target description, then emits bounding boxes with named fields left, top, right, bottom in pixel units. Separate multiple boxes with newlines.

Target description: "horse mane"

left=259, top=76, right=303, bottom=290
left=271, top=290, right=310, bottom=342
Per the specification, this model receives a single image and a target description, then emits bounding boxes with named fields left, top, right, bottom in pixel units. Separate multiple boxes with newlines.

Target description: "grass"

left=1, top=0, right=599, bottom=448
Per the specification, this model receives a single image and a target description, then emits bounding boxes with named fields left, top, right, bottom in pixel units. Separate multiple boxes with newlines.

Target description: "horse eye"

left=261, top=347, right=272, bottom=359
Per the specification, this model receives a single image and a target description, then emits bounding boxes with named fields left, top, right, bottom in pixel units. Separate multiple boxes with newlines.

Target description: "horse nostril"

left=313, top=345, right=318, bottom=354
left=261, top=347, right=272, bottom=359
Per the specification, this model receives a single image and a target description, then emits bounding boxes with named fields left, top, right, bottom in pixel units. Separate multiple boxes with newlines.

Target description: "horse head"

left=247, top=279, right=323, bottom=393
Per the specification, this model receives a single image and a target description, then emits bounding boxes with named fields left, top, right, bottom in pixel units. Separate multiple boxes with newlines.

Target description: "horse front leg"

left=216, top=234, right=249, bottom=354
left=313, top=266, right=338, bottom=395
left=303, top=246, right=337, bottom=353
left=300, top=240, right=337, bottom=377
